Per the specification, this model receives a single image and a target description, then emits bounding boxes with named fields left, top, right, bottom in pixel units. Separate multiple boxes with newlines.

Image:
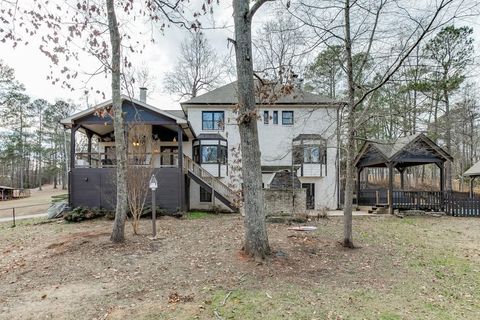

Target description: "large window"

left=293, top=144, right=326, bottom=164
left=282, top=111, right=294, bottom=125
left=303, top=146, right=321, bottom=163
left=194, top=144, right=228, bottom=164
left=202, top=111, right=224, bottom=130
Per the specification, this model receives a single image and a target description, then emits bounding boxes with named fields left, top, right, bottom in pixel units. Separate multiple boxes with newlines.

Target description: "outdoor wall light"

left=84, top=177, right=88, bottom=182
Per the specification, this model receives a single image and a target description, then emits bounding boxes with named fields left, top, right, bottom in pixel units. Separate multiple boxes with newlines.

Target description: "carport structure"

left=354, top=133, right=453, bottom=214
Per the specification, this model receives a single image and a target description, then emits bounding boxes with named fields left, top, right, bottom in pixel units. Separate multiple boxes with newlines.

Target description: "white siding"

left=186, top=105, right=339, bottom=210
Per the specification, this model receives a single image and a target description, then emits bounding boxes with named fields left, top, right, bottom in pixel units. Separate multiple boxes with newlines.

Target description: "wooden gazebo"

left=463, top=160, right=480, bottom=197
left=354, top=133, right=453, bottom=214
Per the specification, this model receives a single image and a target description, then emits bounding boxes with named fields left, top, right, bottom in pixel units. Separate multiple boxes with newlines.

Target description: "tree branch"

left=247, top=0, right=275, bottom=21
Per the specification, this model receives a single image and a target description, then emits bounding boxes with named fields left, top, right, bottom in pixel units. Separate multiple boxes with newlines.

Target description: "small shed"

left=0, top=186, right=14, bottom=200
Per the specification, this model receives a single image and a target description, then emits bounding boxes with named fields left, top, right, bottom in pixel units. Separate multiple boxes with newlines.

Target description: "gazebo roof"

left=354, top=133, right=453, bottom=168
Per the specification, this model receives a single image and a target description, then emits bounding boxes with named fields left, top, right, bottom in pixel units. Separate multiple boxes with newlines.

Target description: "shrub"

left=63, top=207, right=113, bottom=222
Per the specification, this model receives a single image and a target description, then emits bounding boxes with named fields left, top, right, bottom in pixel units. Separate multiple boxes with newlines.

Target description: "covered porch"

left=61, top=96, right=194, bottom=212
left=354, top=133, right=453, bottom=214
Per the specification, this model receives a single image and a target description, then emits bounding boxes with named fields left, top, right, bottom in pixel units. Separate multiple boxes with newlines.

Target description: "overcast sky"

left=1, top=1, right=479, bottom=111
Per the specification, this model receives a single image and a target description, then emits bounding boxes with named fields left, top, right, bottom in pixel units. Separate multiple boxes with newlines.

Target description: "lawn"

left=0, top=214, right=479, bottom=320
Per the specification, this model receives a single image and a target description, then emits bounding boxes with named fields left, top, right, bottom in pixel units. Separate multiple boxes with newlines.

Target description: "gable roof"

left=464, top=160, right=480, bottom=177
left=60, top=95, right=187, bottom=126
left=355, top=133, right=453, bottom=167
left=181, top=81, right=343, bottom=106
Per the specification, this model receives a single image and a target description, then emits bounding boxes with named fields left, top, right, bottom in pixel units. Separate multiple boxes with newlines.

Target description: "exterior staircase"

left=183, top=155, right=238, bottom=212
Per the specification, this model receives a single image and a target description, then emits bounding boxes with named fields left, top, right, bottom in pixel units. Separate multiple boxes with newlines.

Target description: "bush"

left=63, top=207, right=113, bottom=222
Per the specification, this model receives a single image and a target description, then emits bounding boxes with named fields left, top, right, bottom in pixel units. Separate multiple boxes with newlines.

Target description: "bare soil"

left=0, top=214, right=479, bottom=320
left=0, top=185, right=67, bottom=218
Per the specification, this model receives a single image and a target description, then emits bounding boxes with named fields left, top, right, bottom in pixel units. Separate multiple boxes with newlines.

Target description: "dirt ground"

left=0, top=185, right=67, bottom=218
left=0, top=214, right=479, bottom=320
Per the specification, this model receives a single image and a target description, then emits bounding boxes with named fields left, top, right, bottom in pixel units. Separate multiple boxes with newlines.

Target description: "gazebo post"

left=388, top=162, right=394, bottom=214
left=439, top=162, right=445, bottom=193
left=470, top=177, right=475, bottom=198
left=398, top=167, right=405, bottom=190
left=356, top=167, right=362, bottom=206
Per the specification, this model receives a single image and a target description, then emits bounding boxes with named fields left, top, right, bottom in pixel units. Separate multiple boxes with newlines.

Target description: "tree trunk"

left=107, top=0, right=129, bottom=243
left=342, top=0, right=355, bottom=248
left=232, top=0, right=270, bottom=259
left=443, top=81, right=452, bottom=191
left=38, top=111, right=43, bottom=191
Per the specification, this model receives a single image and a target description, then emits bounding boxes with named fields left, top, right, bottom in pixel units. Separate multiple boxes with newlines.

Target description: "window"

left=303, top=146, right=321, bottom=163
left=264, top=111, right=269, bottom=124
left=293, top=144, right=326, bottom=164
left=200, top=186, right=212, bottom=202
left=201, top=145, right=218, bottom=163
left=282, top=111, right=294, bottom=125
left=202, top=111, right=224, bottom=130
left=199, top=145, right=228, bottom=164
left=273, top=111, right=278, bottom=124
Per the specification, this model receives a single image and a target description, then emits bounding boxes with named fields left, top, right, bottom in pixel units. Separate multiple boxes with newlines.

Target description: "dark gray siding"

left=71, top=167, right=183, bottom=213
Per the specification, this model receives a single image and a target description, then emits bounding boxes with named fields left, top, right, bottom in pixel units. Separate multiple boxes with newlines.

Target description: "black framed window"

left=282, top=111, right=294, bottom=125
left=202, top=111, right=224, bottom=130
left=200, top=186, right=212, bottom=202
left=199, top=145, right=228, bottom=164
left=264, top=111, right=269, bottom=124
left=293, top=144, right=326, bottom=165
left=303, top=146, right=321, bottom=163
left=273, top=111, right=278, bottom=124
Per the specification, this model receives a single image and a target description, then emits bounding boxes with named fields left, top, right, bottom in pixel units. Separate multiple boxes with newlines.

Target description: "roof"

left=355, top=133, right=453, bottom=167
left=195, top=133, right=227, bottom=141
left=181, top=81, right=343, bottom=106
left=60, top=95, right=188, bottom=126
left=0, top=185, right=14, bottom=190
left=464, top=160, right=480, bottom=177
left=293, top=134, right=325, bottom=141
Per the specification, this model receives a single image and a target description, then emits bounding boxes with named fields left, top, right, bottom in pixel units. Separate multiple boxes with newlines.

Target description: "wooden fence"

left=392, top=191, right=480, bottom=217
left=351, top=189, right=480, bottom=217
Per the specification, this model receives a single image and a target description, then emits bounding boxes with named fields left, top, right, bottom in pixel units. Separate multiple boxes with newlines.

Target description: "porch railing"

left=74, top=152, right=179, bottom=168
left=183, top=154, right=238, bottom=207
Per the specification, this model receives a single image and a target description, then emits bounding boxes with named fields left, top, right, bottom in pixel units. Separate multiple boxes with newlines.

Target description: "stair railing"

left=183, top=155, right=238, bottom=207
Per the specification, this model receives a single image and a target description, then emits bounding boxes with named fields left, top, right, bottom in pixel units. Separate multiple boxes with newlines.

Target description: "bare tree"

left=289, top=0, right=474, bottom=247
left=164, top=32, right=228, bottom=100
left=232, top=0, right=274, bottom=259
left=253, top=13, right=307, bottom=83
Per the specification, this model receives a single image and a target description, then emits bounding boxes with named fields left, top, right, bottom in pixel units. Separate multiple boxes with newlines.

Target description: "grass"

left=1, top=215, right=479, bottom=319
left=184, top=211, right=212, bottom=219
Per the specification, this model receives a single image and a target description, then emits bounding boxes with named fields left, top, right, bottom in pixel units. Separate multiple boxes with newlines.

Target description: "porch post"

left=86, top=130, right=93, bottom=167
left=70, top=125, right=80, bottom=170
left=177, top=126, right=184, bottom=211
left=388, top=162, right=394, bottom=214
left=356, top=167, right=362, bottom=206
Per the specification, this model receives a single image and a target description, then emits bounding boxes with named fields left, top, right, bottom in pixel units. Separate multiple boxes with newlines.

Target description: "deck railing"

left=183, top=154, right=238, bottom=207
left=74, top=152, right=179, bottom=168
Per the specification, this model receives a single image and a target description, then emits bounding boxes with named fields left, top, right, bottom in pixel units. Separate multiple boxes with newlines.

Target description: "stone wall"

left=263, top=188, right=306, bottom=216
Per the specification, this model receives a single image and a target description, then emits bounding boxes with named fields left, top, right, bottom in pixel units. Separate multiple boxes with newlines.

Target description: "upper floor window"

left=293, top=144, right=326, bottom=164
left=273, top=111, right=278, bottom=124
left=282, top=111, right=294, bottom=125
left=264, top=111, right=269, bottom=124
left=202, top=111, right=224, bottom=130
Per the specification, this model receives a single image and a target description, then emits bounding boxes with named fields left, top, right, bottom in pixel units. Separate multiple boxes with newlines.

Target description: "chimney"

left=139, top=87, right=147, bottom=103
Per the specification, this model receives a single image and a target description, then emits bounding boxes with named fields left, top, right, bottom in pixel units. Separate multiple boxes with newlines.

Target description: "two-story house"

left=61, top=82, right=341, bottom=213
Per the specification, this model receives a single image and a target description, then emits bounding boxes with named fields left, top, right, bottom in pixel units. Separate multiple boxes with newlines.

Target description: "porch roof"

left=60, top=95, right=194, bottom=139
left=354, top=133, right=453, bottom=169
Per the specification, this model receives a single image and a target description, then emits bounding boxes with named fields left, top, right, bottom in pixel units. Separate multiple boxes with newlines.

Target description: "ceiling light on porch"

left=173, top=136, right=177, bottom=142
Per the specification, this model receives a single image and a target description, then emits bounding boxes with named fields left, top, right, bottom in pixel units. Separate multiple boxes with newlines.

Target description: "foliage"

left=63, top=207, right=113, bottom=223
